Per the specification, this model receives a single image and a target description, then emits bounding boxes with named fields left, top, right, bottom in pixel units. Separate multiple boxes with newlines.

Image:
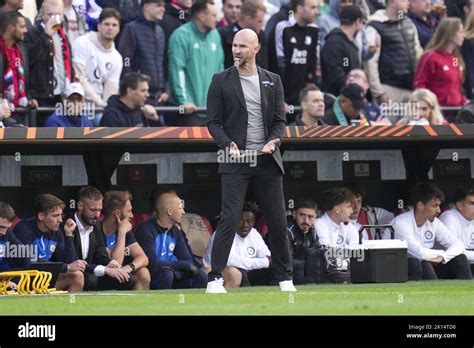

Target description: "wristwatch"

left=128, top=262, right=136, bottom=273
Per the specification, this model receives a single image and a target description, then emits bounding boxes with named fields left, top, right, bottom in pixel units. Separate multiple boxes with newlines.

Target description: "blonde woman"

left=463, top=11, right=474, bottom=99
left=398, top=89, right=447, bottom=125
left=414, top=18, right=468, bottom=108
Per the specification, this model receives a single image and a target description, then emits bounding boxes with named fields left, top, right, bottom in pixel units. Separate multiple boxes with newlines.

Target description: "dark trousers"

left=84, top=272, right=136, bottom=291
left=239, top=268, right=273, bottom=287
left=150, top=267, right=207, bottom=289
left=210, top=155, right=293, bottom=283
left=408, top=254, right=472, bottom=281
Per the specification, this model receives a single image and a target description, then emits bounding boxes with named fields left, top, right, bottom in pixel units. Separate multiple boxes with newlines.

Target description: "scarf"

left=0, top=37, right=27, bottom=107
left=56, top=26, right=73, bottom=81
left=333, top=97, right=370, bottom=126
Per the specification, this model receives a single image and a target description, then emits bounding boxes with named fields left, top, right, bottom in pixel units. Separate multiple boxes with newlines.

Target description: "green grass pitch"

left=2, top=280, right=473, bottom=316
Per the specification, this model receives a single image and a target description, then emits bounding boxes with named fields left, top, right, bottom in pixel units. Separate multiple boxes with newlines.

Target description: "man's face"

left=144, top=2, right=166, bottom=21
left=346, top=70, right=369, bottom=94
left=177, top=0, right=193, bottom=8
left=244, top=10, right=265, bottom=33
left=203, top=4, right=218, bottom=30
left=456, top=195, right=474, bottom=221
left=0, top=217, right=13, bottom=236
left=38, top=207, right=63, bottom=232
left=292, top=208, right=316, bottom=232
left=168, top=197, right=185, bottom=224
left=98, top=17, right=120, bottom=41
left=302, top=90, right=325, bottom=118
left=417, top=198, right=441, bottom=222
left=223, top=0, right=242, bottom=23
left=301, top=0, right=320, bottom=24
left=12, top=17, right=27, bottom=42
left=232, top=33, right=258, bottom=68
left=119, top=200, right=134, bottom=222
left=334, top=201, right=353, bottom=224
left=5, top=0, right=24, bottom=10
left=64, top=94, right=85, bottom=117
left=129, top=81, right=150, bottom=107
left=238, top=211, right=255, bottom=238
left=43, top=3, right=64, bottom=24
left=341, top=96, right=362, bottom=119
left=78, top=198, right=102, bottom=227
left=410, top=0, right=431, bottom=17
left=350, top=195, right=362, bottom=220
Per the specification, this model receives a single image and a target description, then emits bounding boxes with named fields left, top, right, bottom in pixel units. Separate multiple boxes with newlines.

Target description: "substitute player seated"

left=102, top=191, right=150, bottom=290
left=439, top=186, right=474, bottom=275
left=13, top=194, right=84, bottom=292
left=203, top=202, right=272, bottom=288
left=134, top=187, right=207, bottom=289
left=393, top=183, right=472, bottom=281
left=0, top=202, right=27, bottom=273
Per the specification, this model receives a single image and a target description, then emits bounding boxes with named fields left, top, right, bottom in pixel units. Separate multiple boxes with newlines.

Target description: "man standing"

left=206, top=28, right=295, bottom=293
left=168, top=0, right=224, bottom=126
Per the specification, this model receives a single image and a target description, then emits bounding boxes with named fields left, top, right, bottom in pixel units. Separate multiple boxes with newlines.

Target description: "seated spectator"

left=63, top=0, right=87, bottom=43
left=218, top=0, right=242, bottom=28
left=25, top=0, right=74, bottom=108
left=345, top=69, right=382, bottom=123
left=134, top=187, right=207, bottom=290
left=289, top=85, right=326, bottom=126
left=100, top=72, right=163, bottom=127
left=0, top=98, right=11, bottom=127
left=392, top=182, right=472, bottom=280
left=286, top=198, right=320, bottom=284
left=345, top=183, right=394, bottom=240
left=413, top=18, right=468, bottom=116
left=72, top=186, right=137, bottom=291
left=0, top=12, right=37, bottom=111
left=323, top=83, right=370, bottom=125
left=219, top=0, right=267, bottom=69
left=101, top=190, right=150, bottom=290
left=73, top=7, right=122, bottom=108
left=397, top=88, right=447, bottom=125
left=407, top=0, right=441, bottom=48
left=439, top=186, right=474, bottom=274
left=119, top=0, right=168, bottom=108
left=321, top=5, right=363, bottom=96
left=463, top=11, right=474, bottom=99
left=455, top=100, right=474, bottom=123
left=203, top=202, right=272, bottom=288
left=0, top=202, right=27, bottom=273
left=44, top=82, right=93, bottom=127
left=13, top=194, right=84, bottom=292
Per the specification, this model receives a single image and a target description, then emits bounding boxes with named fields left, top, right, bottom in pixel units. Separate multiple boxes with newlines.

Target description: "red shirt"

left=413, top=50, right=468, bottom=106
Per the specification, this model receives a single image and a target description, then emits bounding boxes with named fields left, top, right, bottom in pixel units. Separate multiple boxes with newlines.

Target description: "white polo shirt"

left=315, top=213, right=359, bottom=248
left=392, top=211, right=465, bottom=263
left=439, top=208, right=474, bottom=263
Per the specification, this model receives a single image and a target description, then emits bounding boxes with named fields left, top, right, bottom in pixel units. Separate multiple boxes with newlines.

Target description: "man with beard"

left=72, top=186, right=137, bottom=291
left=393, top=183, right=472, bottom=281
left=206, top=29, right=295, bottom=293
left=13, top=194, right=84, bottom=292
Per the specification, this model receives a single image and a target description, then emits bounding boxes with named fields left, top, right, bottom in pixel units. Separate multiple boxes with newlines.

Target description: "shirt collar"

left=74, top=213, right=94, bottom=234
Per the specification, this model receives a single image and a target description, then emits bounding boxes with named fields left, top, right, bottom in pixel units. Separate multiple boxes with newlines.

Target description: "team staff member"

left=206, top=28, right=295, bottom=293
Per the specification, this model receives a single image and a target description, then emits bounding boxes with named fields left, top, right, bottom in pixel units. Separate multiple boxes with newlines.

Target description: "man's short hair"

left=0, top=11, right=23, bottom=34
left=242, top=201, right=259, bottom=217
left=321, top=187, right=355, bottom=211
left=298, top=85, right=321, bottom=104
left=344, top=183, right=366, bottom=199
left=34, top=194, right=65, bottom=217
left=103, top=191, right=132, bottom=217
left=294, top=198, right=317, bottom=212
left=78, top=186, right=103, bottom=203
left=119, top=72, right=150, bottom=96
left=191, top=0, right=214, bottom=18
left=240, top=1, right=265, bottom=19
left=99, top=7, right=121, bottom=23
left=141, top=0, right=165, bottom=7
left=291, top=0, right=305, bottom=12
left=411, top=182, right=445, bottom=206
left=149, top=186, right=177, bottom=211
left=0, top=202, right=15, bottom=222
left=454, top=186, right=474, bottom=203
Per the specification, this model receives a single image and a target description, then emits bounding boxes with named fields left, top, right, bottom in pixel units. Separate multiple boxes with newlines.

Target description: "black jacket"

left=219, top=23, right=268, bottom=69
left=160, top=2, right=190, bottom=45
left=321, top=28, right=361, bottom=96
left=24, top=23, right=74, bottom=99
left=72, top=218, right=110, bottom=274
left=0, top=42, right=29, bottom=99
left=100, top=95, right=152, bottom=127
left=287, top=218, right=319, bottom=261
left=207, top=66, right=286, bottom=174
